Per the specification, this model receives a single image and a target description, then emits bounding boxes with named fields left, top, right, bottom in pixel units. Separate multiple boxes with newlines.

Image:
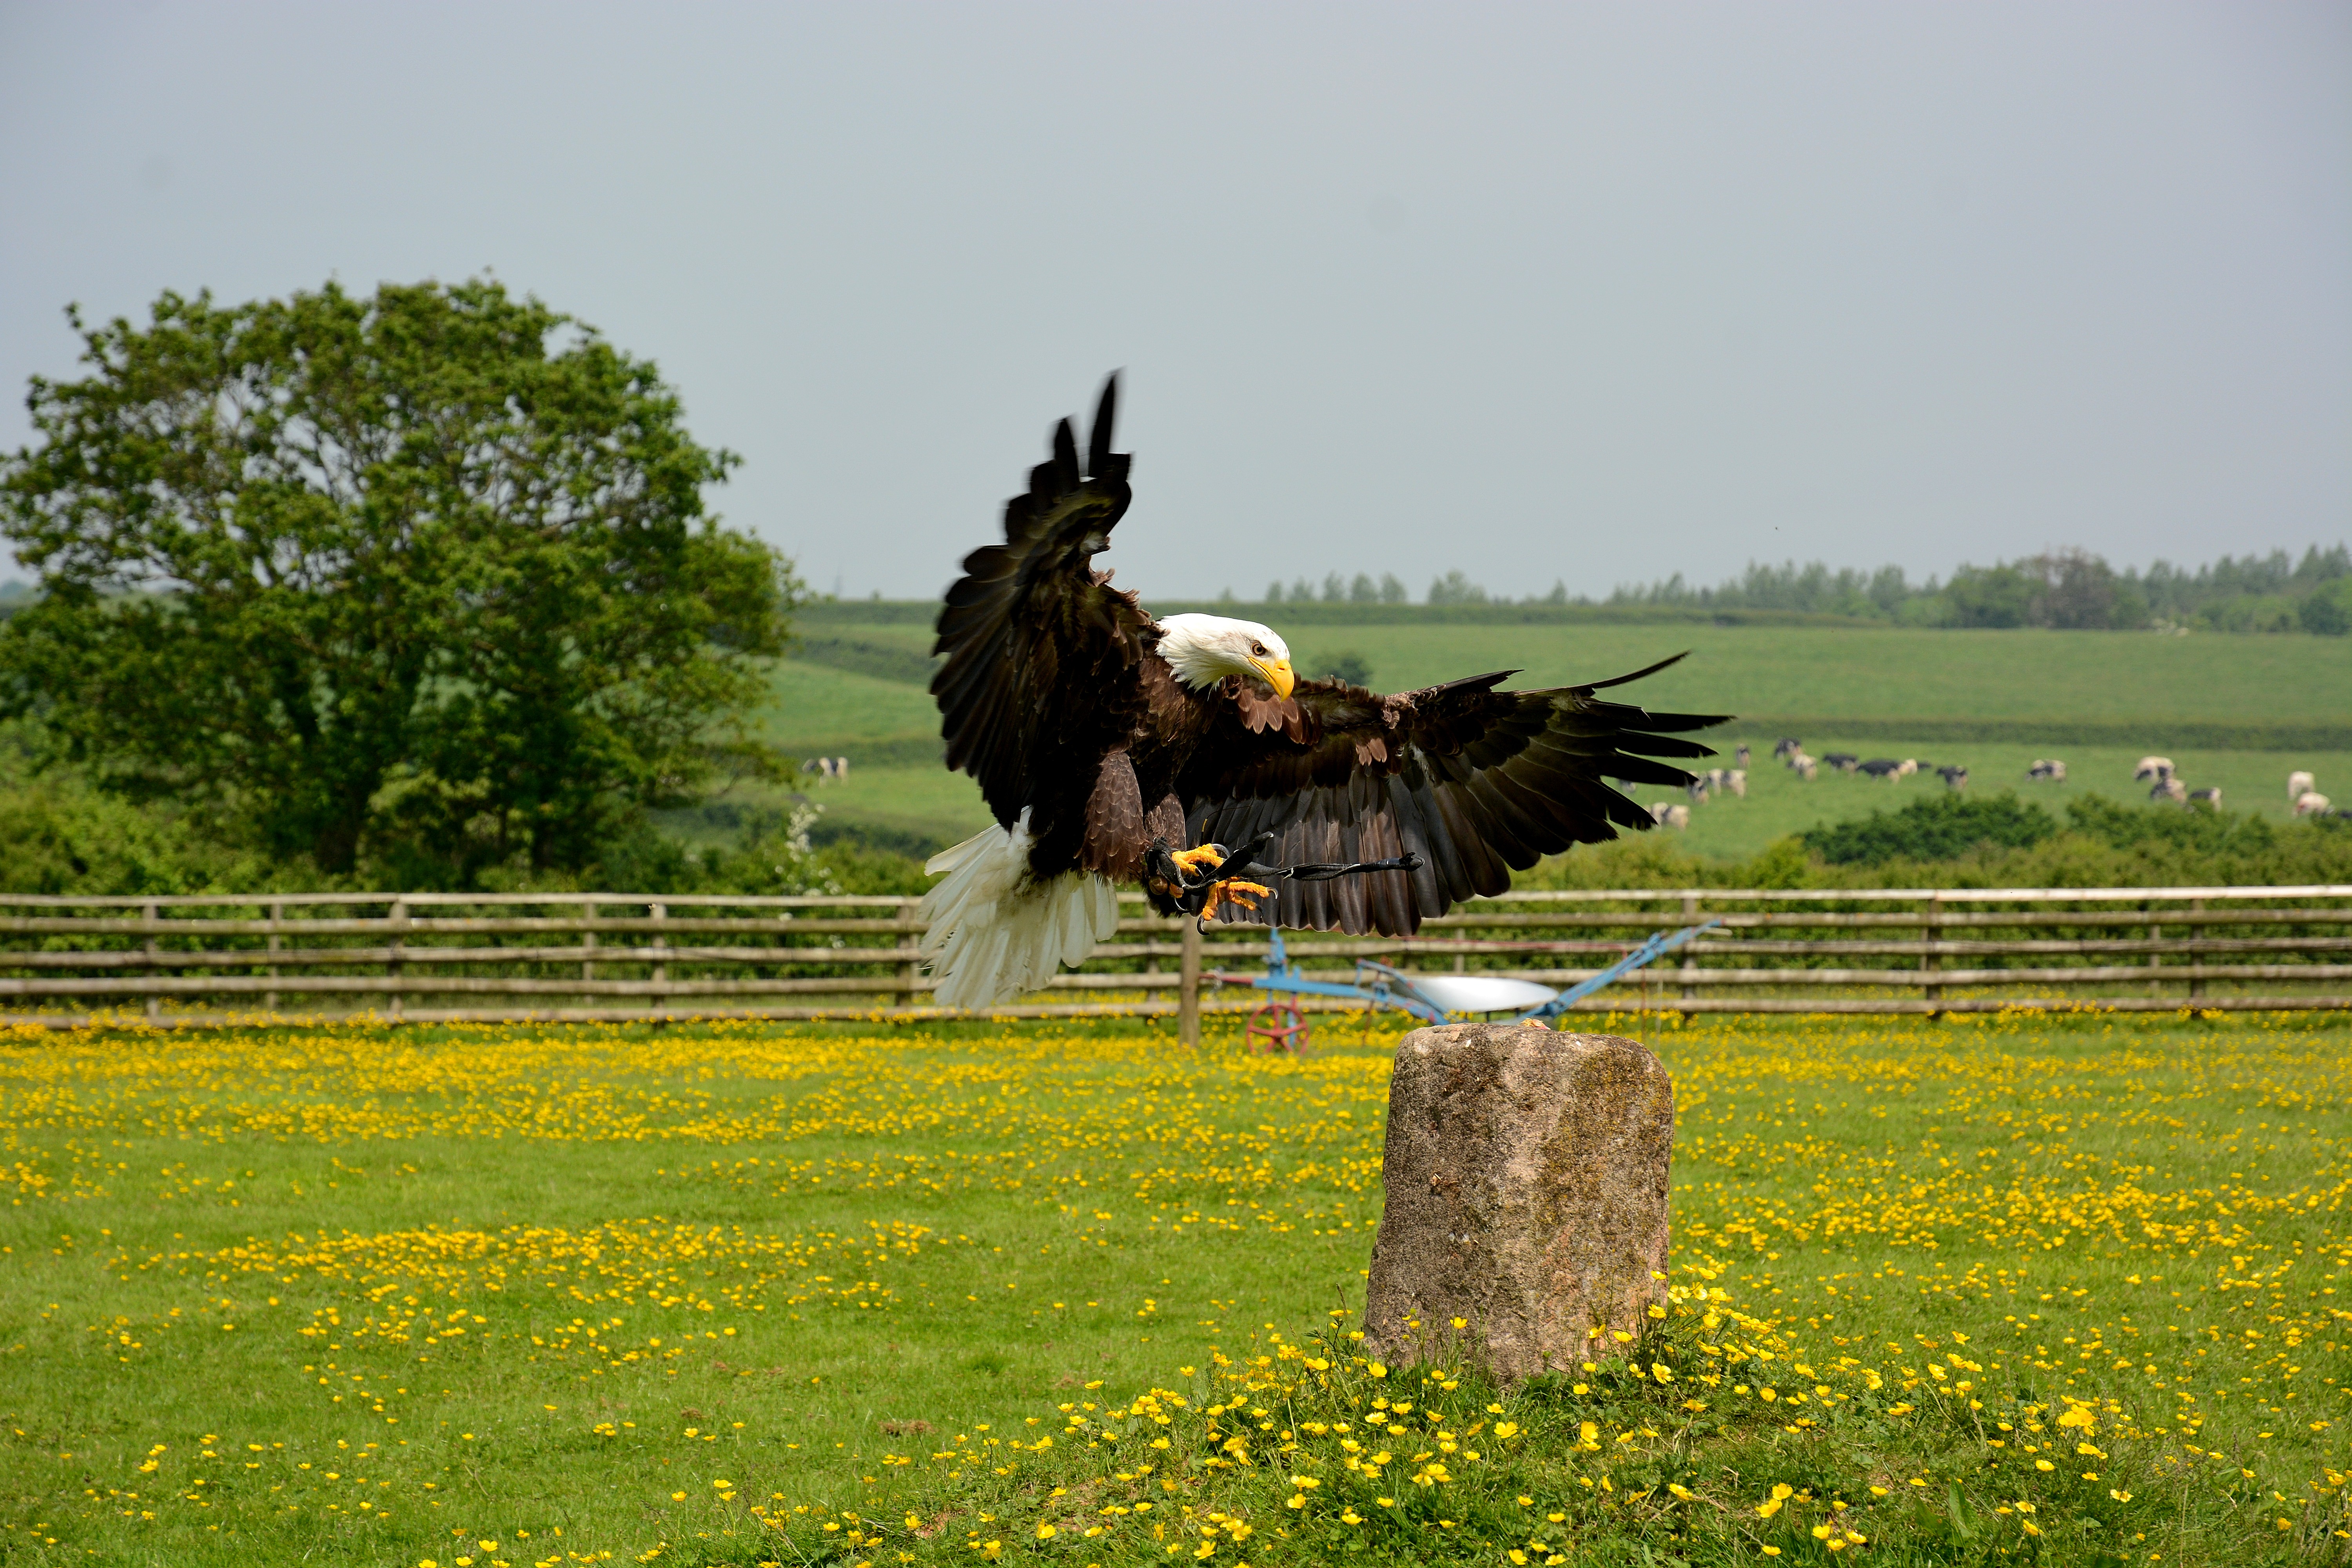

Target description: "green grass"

left=1263, top=624, right=2341, bottom=729
left=759, top=744, right=2352, bottom=867
left=759, top=661, right=943, bottom=753
left=796, top=613, right=2345, bottom=728
left=3, top=1012, right=2347, bottom=1566
left=765, top=616, right=2349, bottom=860
left=795, top=768, right=995, bottom=851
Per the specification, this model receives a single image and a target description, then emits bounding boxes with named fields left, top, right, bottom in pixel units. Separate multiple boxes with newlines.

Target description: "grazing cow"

left=2026, top=759, right=2067, bottom=782
left=2150, top=777, right=2187, bottom=804
left=833, top=755, right=851, bottom=779
left=1686, top=777, right=1711, bottom=803
left=1735, top=744, right=1752, bottom=769
left=1937, top=766, right=1968, bottom=789
left=1728, top=769, right=1748, bottom=797
left=2134, top=756, right=2175, bottom=782
left=2187, top=787, right=2221, bottom=808
left=1859, top=758, right=1902, bottom=780
left=1795, top=759, right=1817, bottom=781
left=2294, top=791, right=2332, bottom=817
left=1773, top=737, right=1802, bottom=760
left=1897, top=759, right=1920, bottom=778
left=1822, top=752, right=1860, bottom=772
left=1649, top=801, right=1692, bottom=829
left=1705, top=768, right=1730, bottom=791
left=2289, top=769, right=2316, bottom=801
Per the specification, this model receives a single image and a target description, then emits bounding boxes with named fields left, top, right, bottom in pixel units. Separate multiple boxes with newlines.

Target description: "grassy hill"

left=760, top=606, right=2349, bottom=861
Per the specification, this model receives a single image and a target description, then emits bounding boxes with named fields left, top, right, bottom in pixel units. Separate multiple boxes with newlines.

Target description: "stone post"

left=1363, top=1022, right=1674, bottom=1382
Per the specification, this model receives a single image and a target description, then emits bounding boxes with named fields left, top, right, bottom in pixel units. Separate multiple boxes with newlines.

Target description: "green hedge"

left=1746, top=715, right=2352, bottom=750
left=1801, top=792, right=2059, bottom=866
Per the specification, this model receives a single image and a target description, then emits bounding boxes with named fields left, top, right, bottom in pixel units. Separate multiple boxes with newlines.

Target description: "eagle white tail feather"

left=918, top=810, right=1119, bottom=1009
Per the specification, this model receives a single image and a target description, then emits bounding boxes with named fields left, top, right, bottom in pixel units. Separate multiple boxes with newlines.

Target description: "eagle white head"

left=1155, top=614, right=1295, bottom=699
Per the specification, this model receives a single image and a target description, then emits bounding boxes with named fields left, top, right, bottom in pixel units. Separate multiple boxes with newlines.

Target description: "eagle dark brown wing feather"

left=1179, top=658, right=1727, bottom=935
left=931, top=377, right=1155, bottom=877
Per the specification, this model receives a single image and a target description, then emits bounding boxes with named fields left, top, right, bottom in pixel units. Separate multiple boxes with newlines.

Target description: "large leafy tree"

left=0, top=279, right=794, bottom=877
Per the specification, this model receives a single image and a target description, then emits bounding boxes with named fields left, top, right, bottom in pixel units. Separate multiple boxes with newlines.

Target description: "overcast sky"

left=3, top=2, right=2347, bottom=603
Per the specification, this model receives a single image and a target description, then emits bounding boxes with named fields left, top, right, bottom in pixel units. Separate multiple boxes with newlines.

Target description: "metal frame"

left=1210, top=920, right=1724, bottom=1025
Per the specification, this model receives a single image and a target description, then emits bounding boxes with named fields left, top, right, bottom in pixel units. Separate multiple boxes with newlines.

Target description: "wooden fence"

left=1, top=884, right=2346, bottom=1035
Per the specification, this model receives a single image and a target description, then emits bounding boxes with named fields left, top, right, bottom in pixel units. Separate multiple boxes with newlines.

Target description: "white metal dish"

left=1403, top=975, right=1562, bottom=1016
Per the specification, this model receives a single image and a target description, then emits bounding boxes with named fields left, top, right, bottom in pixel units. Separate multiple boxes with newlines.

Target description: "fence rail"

left=1, top=885, right=2347, bottom=1033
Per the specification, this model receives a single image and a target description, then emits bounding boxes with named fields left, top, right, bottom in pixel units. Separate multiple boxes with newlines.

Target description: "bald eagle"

left=918, top=377, right=1727, bottom=1007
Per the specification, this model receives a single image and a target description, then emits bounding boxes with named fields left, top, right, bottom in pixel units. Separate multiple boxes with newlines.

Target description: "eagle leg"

left=1167, top=844, right=1225, bottom=878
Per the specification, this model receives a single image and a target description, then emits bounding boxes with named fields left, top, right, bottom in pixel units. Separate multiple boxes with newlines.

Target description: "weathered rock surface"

left=1363, top=1023, right=1673, bottom=1381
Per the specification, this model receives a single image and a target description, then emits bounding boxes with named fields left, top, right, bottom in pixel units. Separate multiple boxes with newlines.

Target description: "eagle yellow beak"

left=1250, top=657, right=1296, bottom=701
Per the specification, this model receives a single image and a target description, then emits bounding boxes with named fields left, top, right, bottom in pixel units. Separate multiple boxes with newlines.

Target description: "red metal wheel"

left=1245, top=998, right=1310, bottom=1053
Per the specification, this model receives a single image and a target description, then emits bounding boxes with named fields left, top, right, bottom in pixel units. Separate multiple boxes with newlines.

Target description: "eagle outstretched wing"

left=931, top=376, right=1154, bottom=833
left=1178, top=655, right=1727, bottom=934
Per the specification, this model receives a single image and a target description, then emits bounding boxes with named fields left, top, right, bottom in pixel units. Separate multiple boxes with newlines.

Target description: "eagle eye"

left=1250, top=642, right=1267, bottom=656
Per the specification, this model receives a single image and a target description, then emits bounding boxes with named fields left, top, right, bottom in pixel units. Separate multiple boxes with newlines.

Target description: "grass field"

left=772, top=742, right=2352, bottom=866
left=764, top=614, right=2347, bottom=860
left=784, top=615, right=2343, bottom=727
left=1237, top=624, right=2339, bottom=730
left=762, top=663, right=942, bottom=752
left=4, top=1012, right=2347, bottom=1566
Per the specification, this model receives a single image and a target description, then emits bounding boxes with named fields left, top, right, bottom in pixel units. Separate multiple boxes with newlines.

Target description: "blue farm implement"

left=1209, top=920, right=1722, bottom=1051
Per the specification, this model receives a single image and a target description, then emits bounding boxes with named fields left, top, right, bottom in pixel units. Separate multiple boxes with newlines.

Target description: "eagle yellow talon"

left=1169, top=844, right=1226, bottom=878
left=1200, top=877, right=1274, bottom=922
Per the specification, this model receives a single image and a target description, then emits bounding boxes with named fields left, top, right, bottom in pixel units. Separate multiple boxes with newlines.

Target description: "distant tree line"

left=1260, top=572, right=1411, bottom=605
left=1241, top=570, right=1573, bottom=607
left=1606, top=545, right=2352, bottom=633
left=1203, top=544, right=2352, bottom=632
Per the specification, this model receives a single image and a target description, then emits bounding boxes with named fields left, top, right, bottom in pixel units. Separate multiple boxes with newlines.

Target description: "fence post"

left=2187, top=897, right=2205, bottom=1002
left=895, top=900, right=920, bottom=1010
left=1923, top=894, right=1944, bottom=1015
left=1679, top=893, right=1699, bottom=1007
left=142, top=900, right=160, bottom=1024
left=387, top=897, right=408, bottom=1021
left=581, top=900, right=597, bottom=993
left=650, top=902, right=669, bottom=1016
left=1179, top=918, right=1202, bottom=1047
left=266, top=900, right=283, bottom=1016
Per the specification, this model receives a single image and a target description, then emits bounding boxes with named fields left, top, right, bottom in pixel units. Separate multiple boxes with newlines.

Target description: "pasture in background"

left=766, top=608, right=2349, bottom=862
left=4, top=1011, right=2345, bottom=1565
left=1623, top=741, right=2352, bottom=862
